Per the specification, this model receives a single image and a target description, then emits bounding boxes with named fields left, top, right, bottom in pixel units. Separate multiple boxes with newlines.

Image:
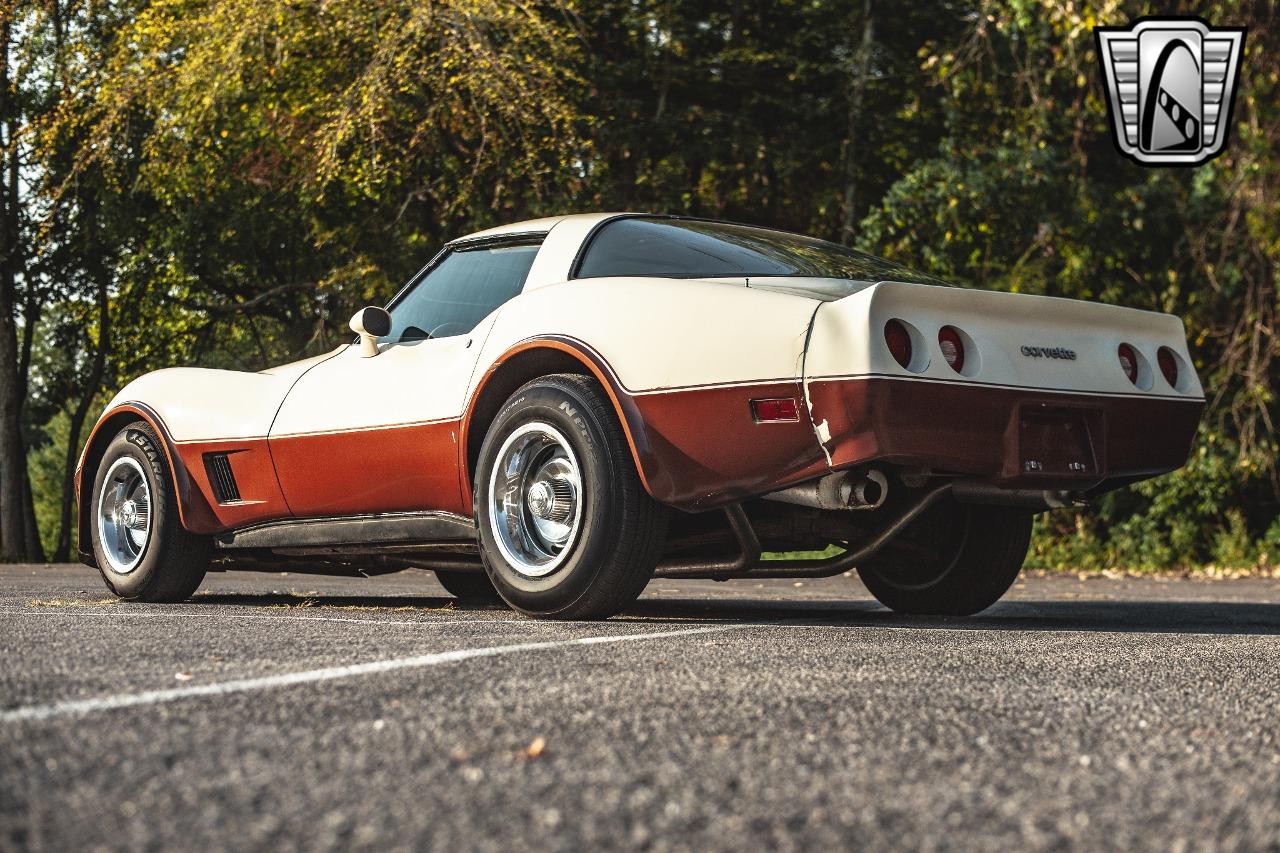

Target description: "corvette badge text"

left=1095, top=17, right=1246, bottom=166
left=1020, top=346, right=1078, bottom=361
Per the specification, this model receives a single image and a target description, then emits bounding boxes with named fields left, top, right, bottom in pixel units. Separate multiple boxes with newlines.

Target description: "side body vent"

left=204, top=453, right=242, bottom=504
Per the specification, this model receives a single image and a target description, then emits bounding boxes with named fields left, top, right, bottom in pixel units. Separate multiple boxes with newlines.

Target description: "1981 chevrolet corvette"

left=77, top=213, right=1205, bottom=618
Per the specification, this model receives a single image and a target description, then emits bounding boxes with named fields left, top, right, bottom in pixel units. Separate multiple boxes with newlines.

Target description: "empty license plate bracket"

left=1006, top=405, right=1103, bottom=480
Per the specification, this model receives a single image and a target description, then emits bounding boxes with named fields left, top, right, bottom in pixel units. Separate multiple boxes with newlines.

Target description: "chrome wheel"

left=488, top=421, right=583, bottom=578
left=97, top=456, right=152, bottom=574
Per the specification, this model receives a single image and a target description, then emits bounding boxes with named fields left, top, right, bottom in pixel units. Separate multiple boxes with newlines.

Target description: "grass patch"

left=761, top=546, right=844, bottom=561
left=1028, top=565, right=1280, bottom=579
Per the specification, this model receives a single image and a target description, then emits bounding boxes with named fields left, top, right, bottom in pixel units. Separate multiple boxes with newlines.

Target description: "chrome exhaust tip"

left=848, top=469, right=889, bottom=510
left=763, top=469, right=889, bottom=512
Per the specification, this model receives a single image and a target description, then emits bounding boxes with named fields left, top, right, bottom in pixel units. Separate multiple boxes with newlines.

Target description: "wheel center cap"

left=526, top=478, right=574, bottom=524
left=527, top=481, right=555, bottom=520
left=119, top=500, right=137, bottom=527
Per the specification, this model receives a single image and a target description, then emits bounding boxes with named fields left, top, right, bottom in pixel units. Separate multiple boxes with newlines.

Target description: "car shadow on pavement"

left=621, top=597, right=1280, bottom=636
left=191, top=592, right=501, bottom=612
left=188, top=590, right=1280, bottom=636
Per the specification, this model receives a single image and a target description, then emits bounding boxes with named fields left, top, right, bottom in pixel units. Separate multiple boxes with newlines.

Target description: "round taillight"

left=938, top=326, right=965, bottom=373
left=884, top=319, right=912, bottom=369
left=1118, top=343, right=1139, bottom=385
left=1158, top=347, right=1179, bottom=387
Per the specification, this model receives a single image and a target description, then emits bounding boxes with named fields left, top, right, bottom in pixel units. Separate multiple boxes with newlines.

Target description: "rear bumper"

left=808, top=376, right=1203, bottom=494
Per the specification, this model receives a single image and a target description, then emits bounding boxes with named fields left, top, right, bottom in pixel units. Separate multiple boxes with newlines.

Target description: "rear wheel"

left=856, top=499, right=1032, bottom=616
left=434, top=569, right=501, bottom=603
left=474, top=374, right=668, bottom=619
left=90, top=423, right=212, bottom=602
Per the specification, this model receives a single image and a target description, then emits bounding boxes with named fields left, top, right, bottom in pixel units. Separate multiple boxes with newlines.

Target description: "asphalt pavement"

left=1, top=563, right=1278, bottom=851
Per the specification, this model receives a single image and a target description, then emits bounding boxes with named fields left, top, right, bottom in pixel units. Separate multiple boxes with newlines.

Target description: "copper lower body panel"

left=84, top=376, right=1203, bottom=552
left=804, top=376, right=1203, bottom=493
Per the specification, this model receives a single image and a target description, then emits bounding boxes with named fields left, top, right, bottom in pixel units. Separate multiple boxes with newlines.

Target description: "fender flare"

left=76, top=403, right=220, bottom=565
left=456, top=336, right=661, bottom=510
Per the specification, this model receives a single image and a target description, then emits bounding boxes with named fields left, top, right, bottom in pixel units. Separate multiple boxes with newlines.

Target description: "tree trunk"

left=840, top=0, right=875, bottom=244
left=0, top=241, right=28, bottom=561
left=0, top=286, right=27, bottom=561
left=18, top=279, right=42, bottom=561
left=22, top=473, right=43, bottom=561
left=0, top=17, right=33, bottom=562
left=56, top=273, right=110, bottom=563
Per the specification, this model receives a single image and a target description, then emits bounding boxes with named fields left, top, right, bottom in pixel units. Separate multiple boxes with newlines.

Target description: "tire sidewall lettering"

left=557, top=400, right=594, bottom=452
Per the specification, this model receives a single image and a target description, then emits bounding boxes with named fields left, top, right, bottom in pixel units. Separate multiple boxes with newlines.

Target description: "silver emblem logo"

left=1095, top=17, right=1246, bottom=166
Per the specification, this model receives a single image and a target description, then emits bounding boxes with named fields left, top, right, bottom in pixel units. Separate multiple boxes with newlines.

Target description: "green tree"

left=13, top=0, right=1280, bottom=571
left=858, top=0, right=1280, bottom=569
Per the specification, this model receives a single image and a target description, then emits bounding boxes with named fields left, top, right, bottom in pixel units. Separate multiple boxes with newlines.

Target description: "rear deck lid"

left=803, top=281, right=1204, bottom=400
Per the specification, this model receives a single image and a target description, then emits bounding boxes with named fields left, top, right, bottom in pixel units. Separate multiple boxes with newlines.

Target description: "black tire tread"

left=477, top=373, right=668, bottom=620
left=857, top=503, right=1032, bottom=616
left=93, top=423, right=211, bottom=602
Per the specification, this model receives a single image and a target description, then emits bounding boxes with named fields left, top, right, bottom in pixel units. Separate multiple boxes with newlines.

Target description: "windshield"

left=575, top=217, right=946, bottom=286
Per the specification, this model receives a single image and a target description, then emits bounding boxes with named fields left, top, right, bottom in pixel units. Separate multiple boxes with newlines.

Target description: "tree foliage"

left=6, top=0, right=1279, bottom=570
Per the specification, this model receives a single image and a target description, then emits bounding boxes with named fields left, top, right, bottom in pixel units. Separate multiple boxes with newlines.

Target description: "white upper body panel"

left=804, top=281, right=1204, bottom=399
left=104, top=212, right=1203, bottom=446
left=257, top=348, right=342, bottom=380
left=269, top=318, right=496, bottom=437
left=472, top=276, right=817, bottom=394
left=473, top=212, right=620, bottom=292
left=107, top=366, right=298, bottom=442
left=106, top=348, right=345, bottom=441
left=524, top=215, right=605, bottom=291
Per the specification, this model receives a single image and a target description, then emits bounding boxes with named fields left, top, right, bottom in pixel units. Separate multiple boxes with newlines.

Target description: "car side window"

left=384, top=240, right=542, bottom=343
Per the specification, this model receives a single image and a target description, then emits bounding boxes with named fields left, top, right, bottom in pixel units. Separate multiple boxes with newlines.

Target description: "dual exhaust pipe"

left=765, top=469, right=1084, bottom=512
left=764, top=469, right=889, bottom=512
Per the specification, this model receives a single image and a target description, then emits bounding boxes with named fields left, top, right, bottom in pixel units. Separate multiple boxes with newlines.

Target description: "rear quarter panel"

left=473, top=278, right=830, bottom=509
left=482, top=277, right=816, bottom=391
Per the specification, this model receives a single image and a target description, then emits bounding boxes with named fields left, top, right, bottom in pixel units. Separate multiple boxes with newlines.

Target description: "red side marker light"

left=751, top=398, right=800, bottom=423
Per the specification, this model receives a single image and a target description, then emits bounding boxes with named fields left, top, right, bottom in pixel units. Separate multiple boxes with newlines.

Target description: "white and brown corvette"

left=77, top=213, right=1204, bottom=618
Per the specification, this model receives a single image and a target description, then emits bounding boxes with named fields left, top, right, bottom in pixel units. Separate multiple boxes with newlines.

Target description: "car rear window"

left=574, top=217, right=943, bottom=285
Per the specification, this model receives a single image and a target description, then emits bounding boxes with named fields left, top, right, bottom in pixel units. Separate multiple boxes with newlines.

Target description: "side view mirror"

left=349, top=306, right=391, bottom=358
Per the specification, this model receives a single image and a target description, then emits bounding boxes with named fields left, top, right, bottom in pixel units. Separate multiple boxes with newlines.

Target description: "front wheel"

left=90, top=422, right=212, bottom=602
left=474, top=374, right=668, bottom=619
left=856, top=500, right=1032, bottom=616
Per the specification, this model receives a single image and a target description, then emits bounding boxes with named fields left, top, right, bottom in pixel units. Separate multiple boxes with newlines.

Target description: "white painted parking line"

left=0, top=625, right=730, bottom=723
